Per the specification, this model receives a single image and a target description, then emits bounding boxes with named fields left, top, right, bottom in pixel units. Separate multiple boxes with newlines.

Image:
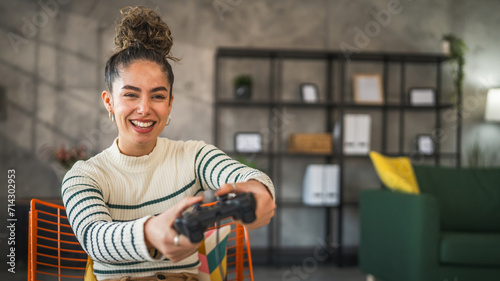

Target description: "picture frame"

left=416, top=134, right=435, bottom=155
left=234, top=132, right=263, bottom=153
left=353, top=74, right=384, bottom=104
left=409, top=88, right=436, bottom=106
left=300, top=83, right=319, bottom=103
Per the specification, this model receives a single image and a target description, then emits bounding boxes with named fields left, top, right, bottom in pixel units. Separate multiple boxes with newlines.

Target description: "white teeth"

left=131, top=120, right=154, bottom=128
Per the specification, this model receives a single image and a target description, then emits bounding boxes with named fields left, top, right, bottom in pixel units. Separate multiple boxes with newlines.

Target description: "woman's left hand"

left=216, top=180, right=275, bottom=230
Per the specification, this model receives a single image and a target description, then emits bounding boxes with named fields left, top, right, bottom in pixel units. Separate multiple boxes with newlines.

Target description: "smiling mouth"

left=130, top=120, right=156, bottom=128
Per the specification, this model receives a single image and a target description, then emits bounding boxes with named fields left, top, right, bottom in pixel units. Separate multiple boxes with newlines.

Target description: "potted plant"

left=233, top=74, right=252, bottom=100
left=40, top=144, right=88, bottom=182
left=442, top=34, right=467, bottom=105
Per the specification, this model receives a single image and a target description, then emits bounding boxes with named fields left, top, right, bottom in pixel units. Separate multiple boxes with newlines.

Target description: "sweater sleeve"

left=61, top=161, right=157, bottom=264
left=194, top=143, right=275, bottom=200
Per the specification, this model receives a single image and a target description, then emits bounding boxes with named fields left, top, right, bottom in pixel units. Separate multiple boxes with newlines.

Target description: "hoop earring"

left=109, top=111, right=115, bottom=123
left=165, top=115, right=171, bottom=126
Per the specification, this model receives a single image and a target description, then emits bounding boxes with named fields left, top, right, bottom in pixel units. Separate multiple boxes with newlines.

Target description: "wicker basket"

left=287, top=133, right=332, bottom=154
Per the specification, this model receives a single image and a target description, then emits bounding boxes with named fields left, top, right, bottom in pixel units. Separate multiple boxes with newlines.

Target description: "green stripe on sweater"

left=216, top=162, right=239, bottom=189
left=102, top=224, right=119, bottom=262
left=209, top=158, right=232, bottom=187
left=107, top=179, right=195, bottom=209
left=202, top=152, right=225, bottom=189
left=65, top=187, right=103, bottom=207
left=225, top=166, right=245, bottom=183
left=196, top=147, right=217, bottom=190
left=74, top=208, right=109, bottom=234
left=93, top=261, right=200, bottom=274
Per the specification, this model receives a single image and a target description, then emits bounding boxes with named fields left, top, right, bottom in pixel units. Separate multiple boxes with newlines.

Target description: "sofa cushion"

left=440, top=232, right=500, bottom=266
left=413, top=166, right=500, bottom=232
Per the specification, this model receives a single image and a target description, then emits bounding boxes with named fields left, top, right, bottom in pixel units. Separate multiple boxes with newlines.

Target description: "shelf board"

left=278, top=199, right=337, bottom=208
left=342, top=152, right=459, bottom=159
left=278, top=199, right=358, bottom=207
left=216, top=99, right=454, bottom=110
left=216, top=47, right=449, bottom=63
left=277, top=151, right=334, bottom=157
left=226, top=151, right=274, bottom=157
left=226, top=151, right=334, bottom=158
left=225, top=151, right=458, bottom=159
left=342, top=102, right=454, bottom=110
left=216, top=100, right=275, bottom=107
left=216, top=99, right=336, bottom=108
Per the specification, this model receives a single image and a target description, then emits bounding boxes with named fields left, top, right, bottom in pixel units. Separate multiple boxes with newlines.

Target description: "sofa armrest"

left=359, top=189, right=440, bottom=281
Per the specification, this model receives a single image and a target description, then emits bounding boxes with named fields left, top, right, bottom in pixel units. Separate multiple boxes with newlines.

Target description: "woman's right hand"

left=144, top=196, right=203, bottom=263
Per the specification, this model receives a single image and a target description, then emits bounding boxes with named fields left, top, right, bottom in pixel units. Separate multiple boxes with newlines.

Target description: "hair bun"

left=115, top=6, right=177, bottom=61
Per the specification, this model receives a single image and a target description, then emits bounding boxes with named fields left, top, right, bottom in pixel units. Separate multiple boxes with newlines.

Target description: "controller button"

left=157, top=274, right=166, bottom=280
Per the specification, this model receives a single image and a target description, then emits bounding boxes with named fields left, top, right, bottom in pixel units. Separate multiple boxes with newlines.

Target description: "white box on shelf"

left=322, top=165, right=340, bottom=205
left=303, top=164, right=340, bottom=206
left=343, top=114, right=371, bottom=155
left=302, top=165, right=323, bottom=206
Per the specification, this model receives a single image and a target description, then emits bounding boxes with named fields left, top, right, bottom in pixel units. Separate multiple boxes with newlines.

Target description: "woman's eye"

left=124, top=93, right=138, bottom=98
left=153, top=95, right=166, bottom=100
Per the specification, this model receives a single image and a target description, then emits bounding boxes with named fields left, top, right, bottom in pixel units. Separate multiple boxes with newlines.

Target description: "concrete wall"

left=1, top=0, right=500, bottom=267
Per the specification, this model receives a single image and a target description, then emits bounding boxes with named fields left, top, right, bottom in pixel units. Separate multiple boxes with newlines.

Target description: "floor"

left=4, top=263, right=367, bottom=281
left=253, top=264, right=367, bottom=281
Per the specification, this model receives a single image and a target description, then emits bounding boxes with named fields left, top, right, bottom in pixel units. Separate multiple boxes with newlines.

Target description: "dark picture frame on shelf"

left=234, top=132, right=263, bottom=153
left=353, top=74, right=384, bottom=105
left=416, top=134, right=435, bottom=155
left=409, top=88, right=436, bottom=106
left=300, top=83, right=319, bottom=103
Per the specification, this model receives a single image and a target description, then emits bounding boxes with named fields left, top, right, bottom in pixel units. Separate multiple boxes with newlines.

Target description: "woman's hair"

left=105, top=6, right=178, bottom=95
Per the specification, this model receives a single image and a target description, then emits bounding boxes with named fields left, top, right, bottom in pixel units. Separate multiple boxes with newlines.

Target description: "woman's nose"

left=136, top=98, right=151, bottom=115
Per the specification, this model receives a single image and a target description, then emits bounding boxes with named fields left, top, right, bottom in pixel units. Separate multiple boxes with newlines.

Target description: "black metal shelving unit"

left=213, top=47, right=461, bottom=266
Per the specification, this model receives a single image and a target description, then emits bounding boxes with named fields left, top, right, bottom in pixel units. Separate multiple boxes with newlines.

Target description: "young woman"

left=62, top=6, right=275, bottom=281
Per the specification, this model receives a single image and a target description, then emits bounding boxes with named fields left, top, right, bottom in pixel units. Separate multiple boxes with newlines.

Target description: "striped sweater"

left=61, top=137, right=274, bottom=280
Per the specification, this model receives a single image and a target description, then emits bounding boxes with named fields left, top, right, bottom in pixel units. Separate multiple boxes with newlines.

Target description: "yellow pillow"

left=369, top=151, right=420, bottom=194
left=84, top=256, right=96, bottom=281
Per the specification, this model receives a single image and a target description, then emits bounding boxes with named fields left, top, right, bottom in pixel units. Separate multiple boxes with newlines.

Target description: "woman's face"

left=102, top=60, right=173, bottom=156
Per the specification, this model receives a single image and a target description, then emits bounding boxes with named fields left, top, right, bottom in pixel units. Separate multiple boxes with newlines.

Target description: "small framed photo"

left=409, top=88, right=435, bottom=106
left=234, top=132, right=263, bottom=153
left=416, top=134, right=434, bottom=155
left=300, top=83, right=319, bottom=103
left=353, top=74, right=384, bottom=104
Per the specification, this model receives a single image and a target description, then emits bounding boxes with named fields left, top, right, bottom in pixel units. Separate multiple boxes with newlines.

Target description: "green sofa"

left=360, top=166, right=500, bottom=281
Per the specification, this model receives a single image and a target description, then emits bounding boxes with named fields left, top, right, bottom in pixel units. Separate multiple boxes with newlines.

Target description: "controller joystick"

left=173, top=192, right=256, bottom=243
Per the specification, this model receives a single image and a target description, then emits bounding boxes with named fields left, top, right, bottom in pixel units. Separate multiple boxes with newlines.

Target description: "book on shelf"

left=341, top=114, right=372, bottom=155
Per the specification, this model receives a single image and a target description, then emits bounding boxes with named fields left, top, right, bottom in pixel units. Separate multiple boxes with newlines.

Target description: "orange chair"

left=28, top=199, right=254, bottom=281
left=28, top=199, right=87, bottom=281
left=210, top=221, right=254, bottom=281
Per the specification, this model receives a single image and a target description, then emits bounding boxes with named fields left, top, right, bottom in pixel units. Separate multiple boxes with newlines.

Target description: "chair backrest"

left=213, top=221, right=254, bottom=281
left=28, top=199, right=254, bottom=281
left=28, top=199, right=87, bottom=281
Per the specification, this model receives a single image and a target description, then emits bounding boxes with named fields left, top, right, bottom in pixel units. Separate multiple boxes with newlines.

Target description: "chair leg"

left=366, top=274, right=375, bottom=281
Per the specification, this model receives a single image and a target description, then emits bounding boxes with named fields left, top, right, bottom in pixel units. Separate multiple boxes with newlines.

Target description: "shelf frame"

left=213, top=47, right=461, bottom=266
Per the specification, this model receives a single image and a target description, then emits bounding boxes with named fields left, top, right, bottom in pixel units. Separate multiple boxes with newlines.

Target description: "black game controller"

left=173, top=192, right=257, bottom=243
